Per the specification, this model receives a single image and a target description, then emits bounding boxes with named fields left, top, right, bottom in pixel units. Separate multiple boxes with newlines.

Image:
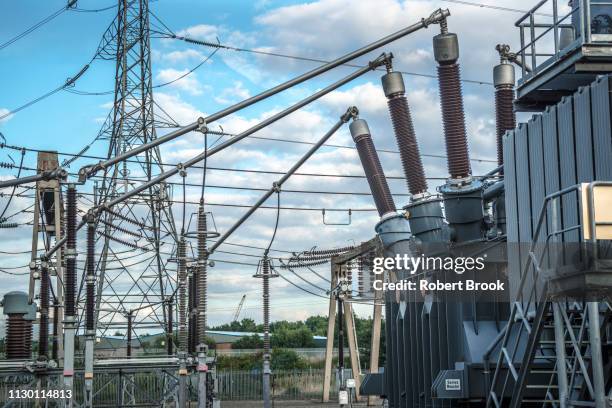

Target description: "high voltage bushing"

left=381, top=70, right=428, bottom=196
left=39, top=260, right=50, bottom=360
left=434, top=21, right=471, bottom=180
left=2, top=292, right=33, bottom=360
left=493, top=45, right=516, bottom=169
left=350, top=119, right=396, bottom=218
left=86, top=214, right=95, bottom=333
left=65, top=184, right=77, bottom=317
left=188, top=270, right=195, bottom=354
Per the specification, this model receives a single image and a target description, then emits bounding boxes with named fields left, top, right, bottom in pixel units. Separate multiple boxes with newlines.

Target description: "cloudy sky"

left=0, top=0, right=563, bottom=331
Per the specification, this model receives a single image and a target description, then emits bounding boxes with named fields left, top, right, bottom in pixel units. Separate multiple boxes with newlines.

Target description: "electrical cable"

left=0, top=1, right=77, bottom=51
left=153, top=29, right=492, bottom=86
left=0, top=148, right=25, bottom=221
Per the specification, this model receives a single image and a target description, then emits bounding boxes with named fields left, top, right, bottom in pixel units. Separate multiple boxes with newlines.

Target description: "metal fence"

left=217, top=368, right=353, bottom=401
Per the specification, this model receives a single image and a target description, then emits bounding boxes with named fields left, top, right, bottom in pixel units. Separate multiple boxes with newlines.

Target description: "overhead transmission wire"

left=152, top=28, right=493, bottom=86
left=0, top=1, right=78, bottom=51
left=0, top=148, right=25, bottom=222
left=441, top=0, right=554, bottom=16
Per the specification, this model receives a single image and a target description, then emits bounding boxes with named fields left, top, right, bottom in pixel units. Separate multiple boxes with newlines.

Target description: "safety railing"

left=485, top=181, right=612, bottom=407
left=515, top=0, right=612, bottom=83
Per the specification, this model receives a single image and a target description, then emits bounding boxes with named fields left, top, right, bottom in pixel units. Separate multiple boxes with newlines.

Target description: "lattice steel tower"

left=89, top=0, right=178, bottom=342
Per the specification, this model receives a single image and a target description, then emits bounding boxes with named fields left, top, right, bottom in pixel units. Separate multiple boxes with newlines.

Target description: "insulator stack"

left=3, top=292, right=31, bottom=360
left=39, top=262, right=50, bottom=359
left=178, top=238, right=187, bottom=351
left=434, top=30, right=471, bottom=180
left=262, top=257, right=271, bottom=358
left=6, top=315, right=28, bottom=359
left=52, top=302, right=59, bottom=360
left=126, top=313, right=133, bottom=357
left=86, top=219, right=95, bottom=332
left=350, top=119, right=396, bottom=217
left=493, top=58, right=516, bottom=169
left=65, top=185, right=77, bottom=317
left=382, top=71, right=428, bottom=196
left=167, top=299, right=173, bottom=355
left=188, top=271, right=195, bottom=354
left=197, top=203, right=207, bottom=346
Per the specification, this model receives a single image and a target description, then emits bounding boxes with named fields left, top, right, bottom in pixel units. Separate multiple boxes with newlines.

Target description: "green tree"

left=232, top=334, right=263, bottom=349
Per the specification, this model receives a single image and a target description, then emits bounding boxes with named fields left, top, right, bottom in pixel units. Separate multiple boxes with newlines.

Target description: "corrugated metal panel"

left=557, top=96, right=579, bottom=243
left=527, top=115, right=546, bottom=237
left=503, top=130, right=520, bottom=300
left=542, top=104, right=560, bottom=237
left=574, top=85, right=595, bottom=183
left=590, top=76, right=612, bottom=180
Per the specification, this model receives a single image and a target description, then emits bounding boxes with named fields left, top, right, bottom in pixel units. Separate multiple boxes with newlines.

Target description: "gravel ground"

left=220, top=400, right=373, bottom=408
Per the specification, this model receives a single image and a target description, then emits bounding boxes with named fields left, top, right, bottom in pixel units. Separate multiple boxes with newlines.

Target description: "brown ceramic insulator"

left=178, top=238, right=187, bottom=351
left=495, top=87, right=516, bottom=170
left=437, top=63, right=471, bottom=179
left=86, top=223, right=95, bottom=331
left=39, top=264, right=49, bottom=359
left=65, top=186, right=77, bottom=317
left=6, top=315, right=28, bottom=359
left=387, top=95, right=428, bottom=195
left=353, top=134, right=396, bottom=216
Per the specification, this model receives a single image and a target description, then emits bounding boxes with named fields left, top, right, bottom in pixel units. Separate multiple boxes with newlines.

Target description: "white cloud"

left=162, top=48, right=205, bottom=63
left=156, top=68, right=206, bottom=95
left=214, top=81, right=252, bottom=105
left=0, top=108, right=13, bottom=123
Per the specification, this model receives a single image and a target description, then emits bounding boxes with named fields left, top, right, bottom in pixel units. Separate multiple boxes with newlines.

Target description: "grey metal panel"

left=515, top=123, right=533, bottom=244
left=590, top=75, right=612, bottom=180
left=421, top=306, right=432, bottom=406
left=542, top=104, right=561, bottom=237
left=557, top=96, right=580, bottom=242
left=573, top=85, right=595, bottom=183
left=515, top=123, right=533, bottom=302
left=503, top=130, right=521, bottom=300
left=527, top=115, right=546, bottom=237
left=396, top=309, right=406, bottom=407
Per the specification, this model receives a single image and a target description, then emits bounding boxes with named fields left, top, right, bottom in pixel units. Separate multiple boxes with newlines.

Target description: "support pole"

left=338, top=290, right=346, bottom=407
left=367, top=287, right=383, bottom=406
left=552, top=303, right=568, bottom=408
left=587, top=302, right=606, bottom=408
left=323, top=262, right=339, bottom=402
left=344, top=297, right=361, bottom=401
left=262, top=257, right=272, bottom=408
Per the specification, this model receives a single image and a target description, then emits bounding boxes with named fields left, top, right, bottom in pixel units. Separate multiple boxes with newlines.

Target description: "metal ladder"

left=486, top=183, right=612, bottom=408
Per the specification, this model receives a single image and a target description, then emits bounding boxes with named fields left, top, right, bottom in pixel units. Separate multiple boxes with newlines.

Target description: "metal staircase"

left=486, top=182, right=612, bottom=408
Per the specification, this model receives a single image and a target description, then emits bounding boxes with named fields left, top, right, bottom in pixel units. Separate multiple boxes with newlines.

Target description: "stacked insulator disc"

left=86, top=222, right=95, bottom=332
left=437, top=63, right=471, bottom=179
left=350, top=119, right=396, bottom=217
left=262, top=257, right=271, bottom=358
left=65, top=186, right=77, bottom=317
left=6, top=315, right=29, bottom=359
left=495, top=87, right=515, bottom=168
left=382, top=71, right=428, bottom=196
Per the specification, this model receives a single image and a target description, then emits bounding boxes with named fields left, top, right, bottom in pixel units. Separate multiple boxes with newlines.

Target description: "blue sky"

left=0, top=0, right=554, bottom=329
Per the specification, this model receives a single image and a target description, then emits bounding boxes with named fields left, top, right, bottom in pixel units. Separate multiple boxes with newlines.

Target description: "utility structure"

left=322, top=238, right=384, bottom=405
left=0, top=6, right=454, bottom=407
left=90, top=0, right=178, bottom=342
left=355, top=2, right=612, bottom=407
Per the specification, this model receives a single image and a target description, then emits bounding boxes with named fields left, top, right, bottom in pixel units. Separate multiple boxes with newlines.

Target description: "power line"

left=156, top=31, right=493, bottom=86
left=441, top=0, right=553, bottom=16
left=0, top=1, right=78, bottom=51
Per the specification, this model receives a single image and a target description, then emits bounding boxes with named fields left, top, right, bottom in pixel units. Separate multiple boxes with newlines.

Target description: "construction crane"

left=233, top=295, right=246, bottom=322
